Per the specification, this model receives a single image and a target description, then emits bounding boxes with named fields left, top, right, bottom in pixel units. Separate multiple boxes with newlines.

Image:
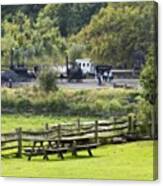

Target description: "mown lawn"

left=1, top=141, right=156, bottom=180
left=1, top=114, right=98, bottom=132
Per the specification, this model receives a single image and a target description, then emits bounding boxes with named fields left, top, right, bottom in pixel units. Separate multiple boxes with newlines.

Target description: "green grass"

left=1, top=141, right=156, bottom=180
left=1, top=114, right=98, bottom=132
left=1, top=86, right=139, bottom=116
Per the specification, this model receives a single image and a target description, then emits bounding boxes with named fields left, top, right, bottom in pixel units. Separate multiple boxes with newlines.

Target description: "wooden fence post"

left=113, top=117, right=117, bottom=128
left=113, top=117, right=117, bottom=135
left=146, top=105, right=157, bottom=138
left=16, top=127, right=22, bottom=158
left=44, top=123, right=49, bottom=139
left=133, top=115, right=137, bottom=134
left=148, top=122, right=152, bottom=137
left=95, top=120, right=98, bottom=143
left=77, top=119, right=80, bottom=134
left=57, top=124, right=61, bottom=146
left=128, top=115, right=132, bottom=134
left=45, top=123, right=49, bottom=130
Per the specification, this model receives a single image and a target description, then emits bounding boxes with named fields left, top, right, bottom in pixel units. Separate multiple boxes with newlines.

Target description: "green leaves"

left=72, top=2, right=157, bottom=66
left=1, top=8, right=64, bottom=66
left=140, top=46, right=157, bottom=105
left=2, top=2, right=157, bottom=69
left=68, top=43, right=86, bottom=62
left=38, top=68, right=58, bottom=93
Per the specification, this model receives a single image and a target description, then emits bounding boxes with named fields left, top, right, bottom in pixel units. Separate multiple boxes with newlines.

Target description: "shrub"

left=16, top=98, right=32, bottom=113
left=109, top=99, right=122, bottom=114
left=47, top=97, right=69, bottom=113
left=38, top=68, right=58, bottom=93
left=135, top=97, right=152, bottom=121
left=1, top=87, right=140, bottom=117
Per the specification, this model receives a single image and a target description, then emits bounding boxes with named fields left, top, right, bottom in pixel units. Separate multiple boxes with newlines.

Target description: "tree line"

left=1, top=3, right=106, bottom=66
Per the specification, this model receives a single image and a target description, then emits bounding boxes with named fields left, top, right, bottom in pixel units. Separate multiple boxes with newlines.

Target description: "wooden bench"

left=25, top=147, right=45, bottom=161
left=25, top=143, right=99, bottom=160
left=44, top=147, right=68, bottom=160
left=24, top=136, right=99, bottom=161
left=70, top=143, right=99, bottom=157
left=24, top=147, right=68, bottom=161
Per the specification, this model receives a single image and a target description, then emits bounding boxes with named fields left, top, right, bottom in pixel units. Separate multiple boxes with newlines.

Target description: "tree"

left=140, top=47, right=157, bottom=105
left=68, top=43, right=86, bottom=62
left=140, top=46, right=158, bottom=139
left=1, top=9, right=65, bottom=66
left=38, top=3, right=106, bottom=37
left=1, top=4, right=45, bottom=22
left=71, top=2, right=157, bottom=67
left=1, top=11, right=34, bottom=66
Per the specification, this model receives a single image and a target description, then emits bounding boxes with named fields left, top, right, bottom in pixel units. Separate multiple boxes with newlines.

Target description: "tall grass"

left=1, top=86, right=140, bottom=117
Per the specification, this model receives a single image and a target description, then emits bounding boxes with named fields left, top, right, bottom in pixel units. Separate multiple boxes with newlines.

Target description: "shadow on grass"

left=26, top=154, right=102, bottom=162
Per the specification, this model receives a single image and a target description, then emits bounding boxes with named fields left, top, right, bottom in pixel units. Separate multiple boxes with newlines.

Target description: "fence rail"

left=1, top=115, right=152, bottom=158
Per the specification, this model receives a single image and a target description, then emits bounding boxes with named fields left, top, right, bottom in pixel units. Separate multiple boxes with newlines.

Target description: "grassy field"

left=1, top=114, right=156, bottom=180
left=1, top=141, right=155, bottom=180
left=1, top=114, right=98, bottom=132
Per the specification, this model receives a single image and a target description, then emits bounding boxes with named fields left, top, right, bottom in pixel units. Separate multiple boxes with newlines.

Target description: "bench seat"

left=71, top=143, right=99, bottom=157
left=24, top=147, right=68, bottom=161
left=45, top=147, right=68, bottom=159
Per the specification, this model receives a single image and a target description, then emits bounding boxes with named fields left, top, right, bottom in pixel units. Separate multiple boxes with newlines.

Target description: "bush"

left=38, top=68, right=58, bottom=93
left=1, top=87, right=140, bottom=117
left=16, top=98, right=32, bottom=112
left=135, top=96, right=152, bottom=122
left=109, top=99, right=123, bottom=116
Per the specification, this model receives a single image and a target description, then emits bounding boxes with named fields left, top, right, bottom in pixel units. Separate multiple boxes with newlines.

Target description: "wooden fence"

left=1, top=116, right=152, bottom=158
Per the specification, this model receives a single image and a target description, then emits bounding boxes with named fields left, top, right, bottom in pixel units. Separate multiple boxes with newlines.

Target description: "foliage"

left=1, top=4, right=45, bottom=21
left=2, top=2, right=157, bottom=69
left=39, top=3, right=106, bottom=37
left=1, top=87, right=139, bottom=117
left=38, top=68, right=58, bottom=92
left=140, top=46, right=157, bottom=105
left=68, top=43, right=86, bottom=62
left=139, top=45, right=158, bottom=138
left=1, top=3, right=106, bottom=66
left=109, top=99, right=122, bottom=114
left=1, top=10, right=65, bottom=66
left=71, top=2, right=157, bottom=67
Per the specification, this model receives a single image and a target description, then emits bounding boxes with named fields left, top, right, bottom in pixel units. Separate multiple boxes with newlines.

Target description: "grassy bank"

left=1, top=87, right=140, bottom=117
left=2, top=141, right=155, bottom=180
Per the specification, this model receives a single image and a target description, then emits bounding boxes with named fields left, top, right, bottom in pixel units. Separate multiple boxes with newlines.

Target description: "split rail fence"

left=1, top=115, right=152, bottom=158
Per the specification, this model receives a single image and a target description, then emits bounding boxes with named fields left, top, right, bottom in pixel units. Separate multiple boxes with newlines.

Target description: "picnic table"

left=25, top=136, right=99, bottom=161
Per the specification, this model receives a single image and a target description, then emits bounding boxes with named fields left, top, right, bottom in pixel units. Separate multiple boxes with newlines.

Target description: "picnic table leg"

left=40, top=141, right=44, bottom=148
left=88, top=148, right=93, bottom=157
left=32, top=141, right=37, bottom=151
left=28, top=155, right=32, bottom=161
left=43, top=152, right=49, bottom=160
left=48, top=141, right=52, bottom=148
left=71, top=141, right=77, bottom=157
left=72, top=149, right=77, bottom=157
left=58, top=152, right=64, bottom=160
